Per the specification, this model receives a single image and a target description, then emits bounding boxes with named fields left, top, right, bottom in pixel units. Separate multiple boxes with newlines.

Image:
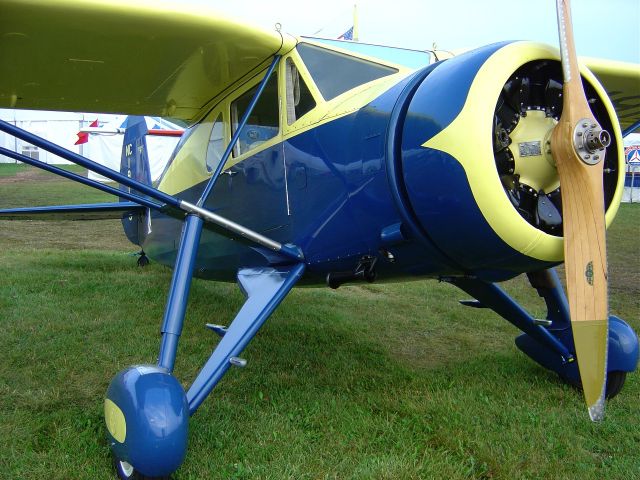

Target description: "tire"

left=605, top=371, right=626, bottom=399
left=559, top=370, right=627, bottom=400
left=113, top=458, right=171, bottom=480
left=137, top=255, right=150, bottom=267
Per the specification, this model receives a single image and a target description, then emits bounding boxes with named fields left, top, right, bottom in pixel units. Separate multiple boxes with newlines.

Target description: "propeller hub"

left=573, top=119, right=611, bottom=165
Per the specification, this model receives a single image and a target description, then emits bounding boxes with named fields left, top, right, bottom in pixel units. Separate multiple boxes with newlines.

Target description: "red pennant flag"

left=75, top=119, right=99, bottom=145
left=74, top=132, right=88, bottom=145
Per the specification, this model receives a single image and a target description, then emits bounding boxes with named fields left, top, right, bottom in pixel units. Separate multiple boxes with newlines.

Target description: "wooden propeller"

left=550, top=0, right=610, bottom=421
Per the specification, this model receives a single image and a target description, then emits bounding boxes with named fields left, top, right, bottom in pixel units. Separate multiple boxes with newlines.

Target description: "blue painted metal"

left=0, top=202, right=145, bottom=221
left=516, top=315, right=639, bottom=383
left=158, top=214, right=205, bottom=372
left=205, top=324, right=228, bottom=337
left=622, top=119, right=640, bottom=137
left=379, top=223, right=406, bottom=247
left=401, top=43, right=508, bottom=146
left=520, top=268, right=638, bottom=374
left=384, top=62, right=464, bottom=271
left=119, top=116, right=153, bottom=246
left=526, top=269, right=571, bottom=328
left=0, top=146, right=161, bottom=210
left=119, top=116, right=152, bottom=190
left=445, top=276, right=573, bottom=361
left=608, top=316, right=640, bottom=372
left=197, top=55, right=281, bottom=207
left=187, top=263, right=305, bottom=414
left=397, top=43, right=554, bottom=275
left=278, top=243, right=305, bottom=261
left=142, top=43, right=554, bottom=283
left=0, top=119, right=181, bottom=209
left=280, top=75, right=456, bottom=277
left=106, top=365, right=188, bottom=477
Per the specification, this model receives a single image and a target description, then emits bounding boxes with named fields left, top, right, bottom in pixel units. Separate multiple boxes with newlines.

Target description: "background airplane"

left=0, top=0, right=639, bottom=478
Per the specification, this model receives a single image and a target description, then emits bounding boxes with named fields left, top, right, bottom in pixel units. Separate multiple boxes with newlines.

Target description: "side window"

left=156, top=125, right=196, bottom=183
left=205, top=113, right=225, bottom=173
left=285, top=58, right=316, bottom=125
left=231, top=72, right=279, bottom=157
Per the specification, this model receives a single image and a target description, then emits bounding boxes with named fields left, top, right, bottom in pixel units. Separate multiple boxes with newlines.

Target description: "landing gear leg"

left=447, top=270, right=638, bottom=399
left=105, top=214, right=306, bottom=479
left=106, top=215, right=203, bottom=478
left=524, top=269, right=638, bottom=399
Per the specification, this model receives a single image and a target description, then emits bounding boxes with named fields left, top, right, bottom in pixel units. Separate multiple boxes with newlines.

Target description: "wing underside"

left=585, top=57, right=640, bottom=131
left=0, top=0, right=295, bottom=124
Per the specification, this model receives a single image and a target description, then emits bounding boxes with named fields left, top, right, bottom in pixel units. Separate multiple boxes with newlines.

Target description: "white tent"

left=0, top=109, right=86, bottom=165
left=0, top=109, right=182, bottom=182
left=82, top=115, right=182, bottom=182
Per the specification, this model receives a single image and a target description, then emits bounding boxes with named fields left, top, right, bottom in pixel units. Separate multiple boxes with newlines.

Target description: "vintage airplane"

left=1, top=0, right=639, bottom=478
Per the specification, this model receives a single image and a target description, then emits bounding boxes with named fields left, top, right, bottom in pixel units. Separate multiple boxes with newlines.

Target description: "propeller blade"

left=550, top=0, right=610, bottom=421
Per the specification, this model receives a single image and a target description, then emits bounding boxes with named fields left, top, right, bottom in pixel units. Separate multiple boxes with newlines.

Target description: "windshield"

left=297, top=43, right=398, bottom=100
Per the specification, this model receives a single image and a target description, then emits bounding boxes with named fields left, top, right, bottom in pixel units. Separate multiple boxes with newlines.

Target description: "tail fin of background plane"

left=120, top=116, right=152, bottom=246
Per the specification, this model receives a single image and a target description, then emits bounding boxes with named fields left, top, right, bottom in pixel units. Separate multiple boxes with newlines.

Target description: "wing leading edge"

left=0, top=0, right=296, bottom=124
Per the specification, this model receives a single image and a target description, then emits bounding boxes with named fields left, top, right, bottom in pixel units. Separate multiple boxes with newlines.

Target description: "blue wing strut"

left=0, top=146, right=162, bottom=211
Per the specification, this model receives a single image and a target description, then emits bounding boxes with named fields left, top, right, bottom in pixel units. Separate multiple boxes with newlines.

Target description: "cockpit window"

left=155, top=124, right=195, bottom=184
left=205, top=112, right=224, bottom=173
left=285, top=58, right=316, bottom=125
left=231, top=72, right=279, bottom=157
left=297, top=43, right=398, bottom=101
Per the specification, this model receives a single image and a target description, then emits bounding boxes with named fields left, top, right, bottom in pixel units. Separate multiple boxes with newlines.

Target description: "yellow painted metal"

left=279, top=51, right=324, bottom=136
left=158, top=43, right=412, bottom=195
left=508, top=110, right=559, bottom=193
left=104, top=398, right=126, bottom=443
left=422, top=41, right=624, bottom=263
left=0, top=0, right=295, bottom=124
left=584, top=57, right=640, bottom=131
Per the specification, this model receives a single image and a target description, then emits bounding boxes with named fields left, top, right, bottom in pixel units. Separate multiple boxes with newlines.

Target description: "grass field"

left=0, top=165, right=638, bottom=480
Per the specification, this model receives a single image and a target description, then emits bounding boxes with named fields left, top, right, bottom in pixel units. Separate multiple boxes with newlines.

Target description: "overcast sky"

left=195, top=0, right=639, bottom=63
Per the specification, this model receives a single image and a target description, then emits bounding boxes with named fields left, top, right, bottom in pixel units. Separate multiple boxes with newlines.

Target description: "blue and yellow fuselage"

left=141, top=40, right=624, bottom=285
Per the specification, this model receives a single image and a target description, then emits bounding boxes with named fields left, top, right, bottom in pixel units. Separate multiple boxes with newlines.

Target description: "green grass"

left=0, top=165, right=638, bottom=480
left=0, top=162, right=87, bottom=177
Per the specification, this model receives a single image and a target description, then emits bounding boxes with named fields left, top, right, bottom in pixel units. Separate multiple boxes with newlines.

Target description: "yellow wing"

left=584, top=57, right=640, bottom=131
left=0, top=0, right=295, bottom=123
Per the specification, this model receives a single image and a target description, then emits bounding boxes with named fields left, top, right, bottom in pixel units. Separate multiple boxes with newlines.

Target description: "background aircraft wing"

left=0, top=0, right=295, bottom=124
left=584, top=58, right=640, bottom=131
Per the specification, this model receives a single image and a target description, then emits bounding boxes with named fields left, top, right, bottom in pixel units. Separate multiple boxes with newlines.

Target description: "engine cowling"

left=388, top=42, right=624, bottom=278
